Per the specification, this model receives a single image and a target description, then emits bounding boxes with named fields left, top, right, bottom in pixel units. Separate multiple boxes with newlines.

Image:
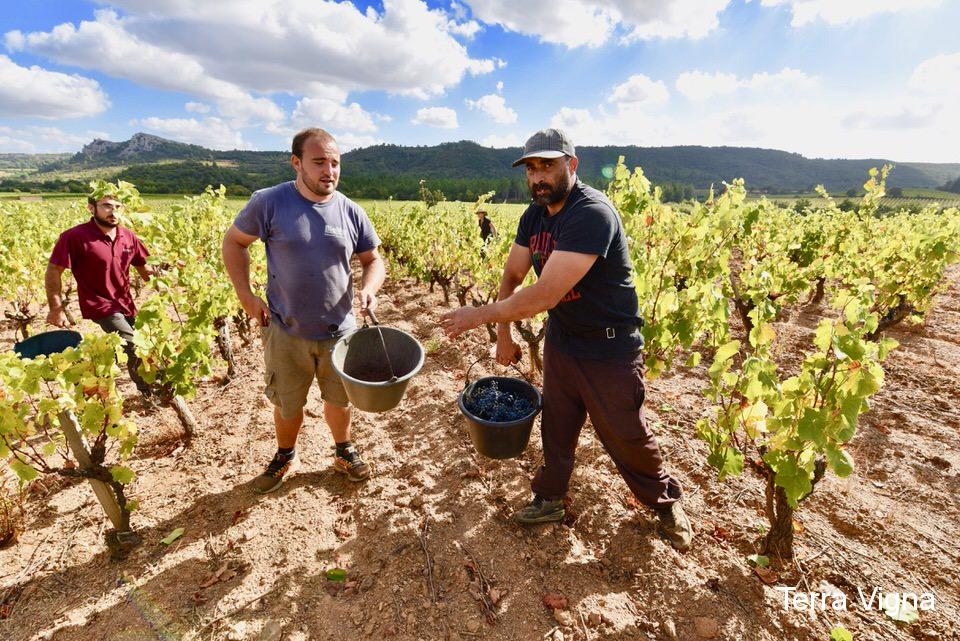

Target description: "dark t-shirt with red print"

left=514, top=180, right=643, bottom=361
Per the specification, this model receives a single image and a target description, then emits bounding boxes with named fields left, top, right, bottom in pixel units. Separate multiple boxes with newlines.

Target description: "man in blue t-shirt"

left=222, top=128, right=386, bottom=494
left=441, top=128, right=692, bottom=551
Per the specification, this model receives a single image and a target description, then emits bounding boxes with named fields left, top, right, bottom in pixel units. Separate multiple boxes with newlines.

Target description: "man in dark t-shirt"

left=441, top=128, right=692, bottom=551
left=476, top=209, right=497, bottom=243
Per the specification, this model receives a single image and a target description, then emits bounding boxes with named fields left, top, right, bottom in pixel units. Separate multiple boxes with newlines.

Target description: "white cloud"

left=12, top=1, right=495, bottom=107
left=463, top=0, right=615, bottom=48
left=541, top=74, right=805, bottom=154
left=496, top=81, right=504, bottom=93
left=481, top=132, right=523, bottom=148
left=615, top=0, right=733, bottom=41
left=291, top=97, right=378, bottom=133
left=335, top=132, right=381, bottom=151
left=411, top=107, right=459, bottom=128
left=6, top=11, right=283, bottom=125
left=674, top=70, right=739, bottom=100
left=185, top=101, right=211, bottom=114
left=264, top=121, right=298, bottom=139
left=0, top=55, right=109, bottom=119
left=909, top=51, right=960, bottom=98
left=814, top=52, right=960, bottom=155
left=608, top=74, right=669, bottom=106
left=135, top=116, right=252, bottom=150
left=754, top=0, right=942, bottom=26
left=549, top=103, right=673, bottom=148
left=675, top=68, right=816, bottom=101
left=265, top=122, right=380, bottom=152
left=0, top=125, right=104, bottom=153
left=551, top=107, right=596, bottom=131
left=748, top=69, right=817, bottom=92
left=463, top=0, right=731, bottom=48
left=450, top=1, right=470, bottom=21
left=465, top=93, right=517, bottom=123
left=841, top=102, right=941, bottom=131
left=446, top=18, right=482, bottom=38
left=467, top=59, right=497, bottom=76
left=464, top=0, right=941, bottom=47
left=696, top=99, right=958, bottom=162
left=547, top=85, right=960, bottom=163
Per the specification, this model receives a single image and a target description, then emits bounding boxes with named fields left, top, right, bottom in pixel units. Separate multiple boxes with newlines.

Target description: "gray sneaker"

left=655, top=501, right=693, bottom=551
left=333, top=444, right=370, bottom=482
left=514, top=495, right=565, bottom=524
left=253, top=451, right=300, bottom=494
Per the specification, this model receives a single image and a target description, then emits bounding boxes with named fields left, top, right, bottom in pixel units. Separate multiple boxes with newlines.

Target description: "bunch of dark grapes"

left=465, top=381, right=535, bottom=422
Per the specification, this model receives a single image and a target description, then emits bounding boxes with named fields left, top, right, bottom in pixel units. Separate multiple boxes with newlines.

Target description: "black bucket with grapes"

left=457, top=358, right=542, bottom=459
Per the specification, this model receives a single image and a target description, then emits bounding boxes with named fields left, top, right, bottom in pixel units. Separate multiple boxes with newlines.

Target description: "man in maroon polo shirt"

left=45, top=190, right=153, bottom=394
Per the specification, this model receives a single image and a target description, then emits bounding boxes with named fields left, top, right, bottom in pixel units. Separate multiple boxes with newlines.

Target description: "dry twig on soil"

left=196, top=586, right=278, bottom=633
left=579, top=609, right=591, bottom=640
left=455, top=541, right=499, bottom=623
left=420, top=517, right=438, bottom=604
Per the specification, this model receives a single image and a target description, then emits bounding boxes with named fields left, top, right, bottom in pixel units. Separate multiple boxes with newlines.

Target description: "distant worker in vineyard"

left=440, top=128, right=693, bottom=551
left=476, top=208, right=497, bottom=243
left=45, top=186, right=154, bottom=396
left=221, top=128, right=386, bottom=494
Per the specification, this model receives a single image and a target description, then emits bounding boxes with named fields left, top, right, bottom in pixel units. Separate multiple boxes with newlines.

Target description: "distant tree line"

left=5, top=137, right=955, bottom=199
left=0, top=160, right=698, bottom=203
left=941, top=175, right=960, bottom=194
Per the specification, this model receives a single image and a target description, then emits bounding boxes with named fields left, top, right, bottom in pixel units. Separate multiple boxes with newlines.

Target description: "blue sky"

left=1, top=0, right=958, bottom=162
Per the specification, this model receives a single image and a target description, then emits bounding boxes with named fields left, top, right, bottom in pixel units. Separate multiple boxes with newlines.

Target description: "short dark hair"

left=292, top=128, right=337, bottom=158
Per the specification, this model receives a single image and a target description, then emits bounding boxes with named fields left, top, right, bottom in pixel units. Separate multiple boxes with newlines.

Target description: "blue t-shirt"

left=514, top=180, right=643, bottom=361
left=233, top=182, right=380, bottom=340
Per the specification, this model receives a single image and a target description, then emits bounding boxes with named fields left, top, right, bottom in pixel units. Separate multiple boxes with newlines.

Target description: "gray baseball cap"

left=511, top=128, right=576, bottom=167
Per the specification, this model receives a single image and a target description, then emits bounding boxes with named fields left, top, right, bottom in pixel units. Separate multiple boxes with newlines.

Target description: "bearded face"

left=90, top=198, right=121, bottom=228
left=524, top=157, right=573, bottom=207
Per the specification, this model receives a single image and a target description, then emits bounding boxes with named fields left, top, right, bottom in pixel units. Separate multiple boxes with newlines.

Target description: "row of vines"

left=1, top=167, right=958, bottom=564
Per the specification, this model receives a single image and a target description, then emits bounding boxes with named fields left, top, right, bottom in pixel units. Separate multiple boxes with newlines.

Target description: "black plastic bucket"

left=14, top=330, right=82, bottom=359
left=458, top=370, right=542, bottom=460
left=331, top=323, right=424, bottom=413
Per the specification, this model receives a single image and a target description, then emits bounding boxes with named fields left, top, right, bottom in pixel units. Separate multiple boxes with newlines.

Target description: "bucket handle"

left=362, top=309, right=398, bottom=382
left=463, top=354, right=532, bottom=392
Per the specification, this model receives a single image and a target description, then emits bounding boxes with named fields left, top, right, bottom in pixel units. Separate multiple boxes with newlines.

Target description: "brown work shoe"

left=253, top=450, right=300, bottom=494
left=514, top=495, right=565, bottom=525
left=655, top=501, right=693, bottom=551
left=333, top=444, right=370, bottom=482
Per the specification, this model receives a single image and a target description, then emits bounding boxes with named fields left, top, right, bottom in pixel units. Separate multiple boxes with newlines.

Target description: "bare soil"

left=1, top=266, right=959, bottom=641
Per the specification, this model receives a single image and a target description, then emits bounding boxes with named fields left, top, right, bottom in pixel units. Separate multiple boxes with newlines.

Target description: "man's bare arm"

left=480, top=250, right=597, bottom=325
left=222, top=224, right=270, bottom=325
left=134, top=264, right=154, bottom=281
left=439, top=250, right=598, bottom=339
left=45, top=262, right=68, bottom=326
left=357, top=247, right=386, bottom=289
left=496, top=243, right=533, bottom=340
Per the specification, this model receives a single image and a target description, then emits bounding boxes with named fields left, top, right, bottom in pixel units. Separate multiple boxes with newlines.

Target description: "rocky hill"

left=4, top=134, right=959, bottom=199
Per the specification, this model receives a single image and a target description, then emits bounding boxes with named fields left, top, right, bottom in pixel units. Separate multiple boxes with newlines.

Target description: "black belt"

left=560, top=320, right=643, bottom=340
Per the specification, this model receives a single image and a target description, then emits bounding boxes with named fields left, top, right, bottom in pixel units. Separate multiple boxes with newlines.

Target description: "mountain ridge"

left=3, top=134, right=958, bottom=198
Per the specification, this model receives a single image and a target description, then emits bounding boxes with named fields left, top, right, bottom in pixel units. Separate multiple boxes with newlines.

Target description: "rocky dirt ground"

left=1, top=265, right=958, bottom=641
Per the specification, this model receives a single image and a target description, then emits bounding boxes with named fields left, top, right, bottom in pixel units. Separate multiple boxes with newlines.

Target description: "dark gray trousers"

left=94, top=313, right=150, bottom=394
left=531, top=340, right=682, bottom=509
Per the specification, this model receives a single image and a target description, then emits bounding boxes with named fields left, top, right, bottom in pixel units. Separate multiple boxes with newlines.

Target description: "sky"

left=0, top=0, right=958, bottom=162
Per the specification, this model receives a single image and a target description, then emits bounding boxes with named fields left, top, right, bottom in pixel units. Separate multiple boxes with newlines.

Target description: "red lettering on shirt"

left=527, top=231, right=581, bottom=303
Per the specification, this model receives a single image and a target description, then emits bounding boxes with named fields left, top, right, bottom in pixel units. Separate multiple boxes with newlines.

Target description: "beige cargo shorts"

left=260, top=322, right=349, bottom=418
